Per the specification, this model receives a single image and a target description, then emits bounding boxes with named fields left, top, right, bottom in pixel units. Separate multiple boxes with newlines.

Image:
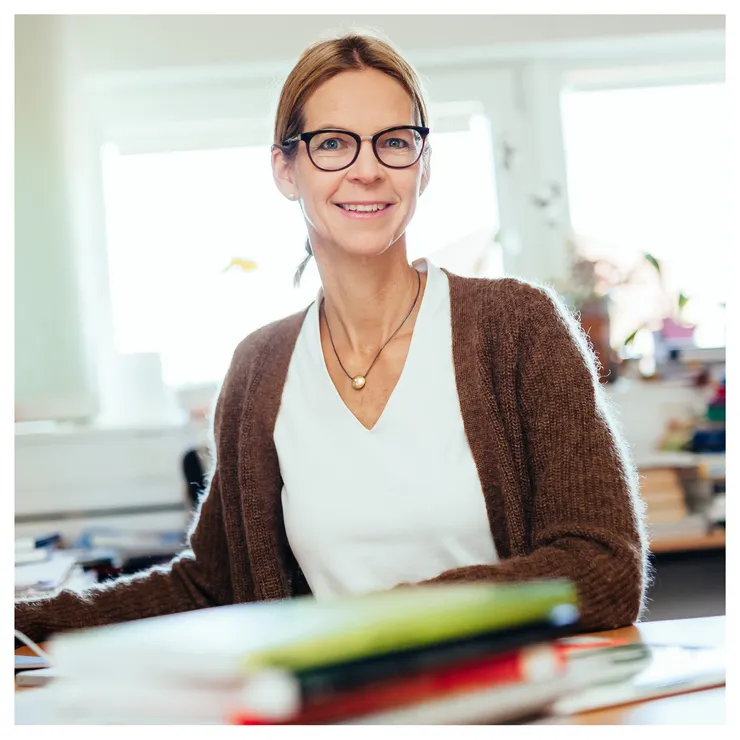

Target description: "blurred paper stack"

left=36, top=580, right=583, bottom=724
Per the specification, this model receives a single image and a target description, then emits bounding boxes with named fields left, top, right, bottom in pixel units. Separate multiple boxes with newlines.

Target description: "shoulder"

left=445, top=270, right=573, bottom=326
left=205, top=307, right=308, bottom=448
left=221, top=307, right=309, bottom=398
left=445, top=271, right=595, bottom=372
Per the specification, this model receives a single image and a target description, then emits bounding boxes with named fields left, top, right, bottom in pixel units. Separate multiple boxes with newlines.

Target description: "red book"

left=229, top=644, right=564, bottom=725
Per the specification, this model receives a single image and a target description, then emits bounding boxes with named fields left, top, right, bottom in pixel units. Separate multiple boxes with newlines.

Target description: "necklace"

left=321, top=268, right=422, bottom=391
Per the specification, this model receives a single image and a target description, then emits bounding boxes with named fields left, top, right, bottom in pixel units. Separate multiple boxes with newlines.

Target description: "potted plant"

left=551, top=238, right=692, bottom=383
left=622, top=254, right=694, bottom=350
left=550, top=237, right=625, bottom=382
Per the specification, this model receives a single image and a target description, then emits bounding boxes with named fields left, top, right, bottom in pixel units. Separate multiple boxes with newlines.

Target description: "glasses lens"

left=375, top=128, right=424, bottom=168
left=308, top=132, right=358, bottom=170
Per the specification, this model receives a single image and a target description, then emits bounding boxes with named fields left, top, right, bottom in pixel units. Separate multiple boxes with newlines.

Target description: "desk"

left=16, top=616, right=725, bottom=724
left=538, top=615, right=725, bottom=724
left=650, top=528, right=726, bottom=554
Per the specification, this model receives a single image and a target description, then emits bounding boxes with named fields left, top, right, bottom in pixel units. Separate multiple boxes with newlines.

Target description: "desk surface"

left=16, top=615, right=725, bottom=724
left=541, top=615, right=725, bottom=724
left=650, top=528, right=726, bottom=554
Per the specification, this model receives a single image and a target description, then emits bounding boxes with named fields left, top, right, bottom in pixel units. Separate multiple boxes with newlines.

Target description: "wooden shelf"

left=650, top=528, right=725, bottom=554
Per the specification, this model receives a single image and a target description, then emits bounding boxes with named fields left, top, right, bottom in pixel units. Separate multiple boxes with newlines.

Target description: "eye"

left=377, top=129, right=418, bottom=151
left=314, top=136, right=351, bottom=151
left=383, top=137, right=409, bottom=149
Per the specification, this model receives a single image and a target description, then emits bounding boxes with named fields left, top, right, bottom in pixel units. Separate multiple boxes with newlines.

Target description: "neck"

left=315, top=244, right=423, bottom=355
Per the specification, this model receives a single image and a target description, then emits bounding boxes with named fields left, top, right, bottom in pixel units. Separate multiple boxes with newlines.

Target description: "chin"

left=335, top=234, right=397, bottom=260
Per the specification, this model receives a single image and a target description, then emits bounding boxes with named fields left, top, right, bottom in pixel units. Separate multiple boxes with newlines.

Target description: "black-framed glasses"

left=282, top=125, right=430, bottom=172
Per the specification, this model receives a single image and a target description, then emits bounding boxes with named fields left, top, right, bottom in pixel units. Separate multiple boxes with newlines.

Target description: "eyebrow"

left=309, top=123, right=414, bottom=132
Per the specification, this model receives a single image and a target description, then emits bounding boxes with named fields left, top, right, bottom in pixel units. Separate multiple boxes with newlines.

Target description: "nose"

left=346, top=138, right=383, bottom=184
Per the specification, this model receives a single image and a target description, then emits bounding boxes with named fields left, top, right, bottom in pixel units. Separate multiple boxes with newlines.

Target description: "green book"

left=239, top=580, right=578, bottom=671
left=49, top=580, right=578, bottom=679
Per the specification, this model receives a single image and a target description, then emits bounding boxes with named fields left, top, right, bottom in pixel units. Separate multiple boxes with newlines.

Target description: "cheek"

left=296, top=167, right=345, bottom=219
left=393, top=172, right=422, bottom=213
left=394, top=168, right=423, bottom=198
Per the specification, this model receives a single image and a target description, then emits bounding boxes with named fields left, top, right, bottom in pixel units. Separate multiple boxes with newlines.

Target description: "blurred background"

left=15, top=15, right=726, bottom=619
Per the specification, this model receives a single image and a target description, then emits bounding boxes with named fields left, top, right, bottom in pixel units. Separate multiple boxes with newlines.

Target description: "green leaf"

left=678, top=293, right=690, bottom=312
left=644, top=253, right=662, bottom=276
left=624, top=329, right=639, bottom=346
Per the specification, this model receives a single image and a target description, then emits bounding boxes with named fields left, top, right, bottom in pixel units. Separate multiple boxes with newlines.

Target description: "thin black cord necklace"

left=321, top=268, right=422, bottom=391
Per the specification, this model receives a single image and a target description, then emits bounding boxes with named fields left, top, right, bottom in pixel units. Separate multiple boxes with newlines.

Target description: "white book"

left=22, top=678, right=247, bottom=725
left=346, top=678, right=573, bottom=725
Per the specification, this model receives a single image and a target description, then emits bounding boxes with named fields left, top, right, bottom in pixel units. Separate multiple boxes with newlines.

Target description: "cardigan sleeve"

left=15, top=372, right=241, bottom=645
left=421, top=283, right=650, bottom=631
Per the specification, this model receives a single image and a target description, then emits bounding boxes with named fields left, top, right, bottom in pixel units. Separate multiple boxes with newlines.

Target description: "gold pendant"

left=351, top=376, right=366, bottom=391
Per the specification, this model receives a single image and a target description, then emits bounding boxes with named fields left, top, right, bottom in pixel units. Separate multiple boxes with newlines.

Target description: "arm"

left=15, top=368, right=241, bottom=644
left=421, top=283, right=649, bottom=631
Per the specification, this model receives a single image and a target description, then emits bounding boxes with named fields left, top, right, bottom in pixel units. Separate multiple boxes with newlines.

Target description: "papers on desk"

left=15, top=548, right=52, bottom=566
left=15, top=686, right=59, bottom=725
left=15, top=551, right=77, bottom=597
left=544, top=639, right=726, bottom=718
left=15, top=532, right=63, bottom=565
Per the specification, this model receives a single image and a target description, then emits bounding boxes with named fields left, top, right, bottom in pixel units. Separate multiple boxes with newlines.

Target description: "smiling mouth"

left=335, top=203, right=392, bottom=213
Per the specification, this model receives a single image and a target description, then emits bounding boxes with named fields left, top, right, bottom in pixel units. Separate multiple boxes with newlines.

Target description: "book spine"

left=299, top=636, right=489, bottom=700
left=245, top=582, right=578, bottom=672
left=344, top=677, right=562, bottom=725
left=230, top=645, right=563, bottom=725
left=293, top=620, right=574, bottom=702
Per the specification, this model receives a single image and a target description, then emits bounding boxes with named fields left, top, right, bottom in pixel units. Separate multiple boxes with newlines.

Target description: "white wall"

left=68, top=15, right=724, bottom=74
left=15, top=16, right=99, bottom=420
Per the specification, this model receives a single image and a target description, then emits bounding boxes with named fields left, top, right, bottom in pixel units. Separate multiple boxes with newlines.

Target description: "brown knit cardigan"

left=16, top=274, right=649, bottom=643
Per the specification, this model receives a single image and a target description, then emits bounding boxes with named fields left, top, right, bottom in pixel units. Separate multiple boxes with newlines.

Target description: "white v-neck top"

left=274, top=259, right=499, bottom=599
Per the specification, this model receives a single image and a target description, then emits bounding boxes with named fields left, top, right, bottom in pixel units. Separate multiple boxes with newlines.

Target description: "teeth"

left=340, top=204, right=387, bottom=212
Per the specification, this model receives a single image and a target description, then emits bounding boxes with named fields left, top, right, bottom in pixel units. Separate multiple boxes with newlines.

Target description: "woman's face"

left=274, top=68, right=429, bottom=261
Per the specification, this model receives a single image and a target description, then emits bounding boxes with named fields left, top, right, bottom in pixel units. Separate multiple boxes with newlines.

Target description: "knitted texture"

left=16, top=274, right=648, bottom=642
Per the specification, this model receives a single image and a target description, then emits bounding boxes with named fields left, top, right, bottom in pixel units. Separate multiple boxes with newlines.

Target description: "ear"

left=271, top=145, right=299, bottom=201
left=419, top=143, right=432, bottom=197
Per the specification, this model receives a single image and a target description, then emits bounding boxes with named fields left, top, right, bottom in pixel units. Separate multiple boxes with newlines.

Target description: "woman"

left=16, top=33, right=648, bottom=644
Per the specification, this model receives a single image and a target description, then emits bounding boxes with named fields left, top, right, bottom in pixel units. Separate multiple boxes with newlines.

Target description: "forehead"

left=303, top=68, right=416, bottom=133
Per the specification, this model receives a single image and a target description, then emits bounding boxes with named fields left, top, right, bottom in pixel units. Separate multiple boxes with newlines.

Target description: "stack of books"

left=696, top=454, right=726, bottom=527
left=639, top=467, right=704, bottom=537
left=37, top=580, right=581, bottom=724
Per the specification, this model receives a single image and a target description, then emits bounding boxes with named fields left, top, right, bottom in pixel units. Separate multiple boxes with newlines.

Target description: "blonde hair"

left=273, top=33, right=429, bottom=287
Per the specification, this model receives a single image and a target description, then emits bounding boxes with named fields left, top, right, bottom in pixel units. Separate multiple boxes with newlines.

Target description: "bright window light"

left=561, top=82, right=727, bottom=349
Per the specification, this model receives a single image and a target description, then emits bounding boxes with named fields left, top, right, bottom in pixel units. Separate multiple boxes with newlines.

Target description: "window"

left=561, top=82, right=727, bottom=349
left=101, top=114, right=501, bottom=388
left=102, top=143, right=317, bottom=388
left=407, top=113, right=502, bottom=278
